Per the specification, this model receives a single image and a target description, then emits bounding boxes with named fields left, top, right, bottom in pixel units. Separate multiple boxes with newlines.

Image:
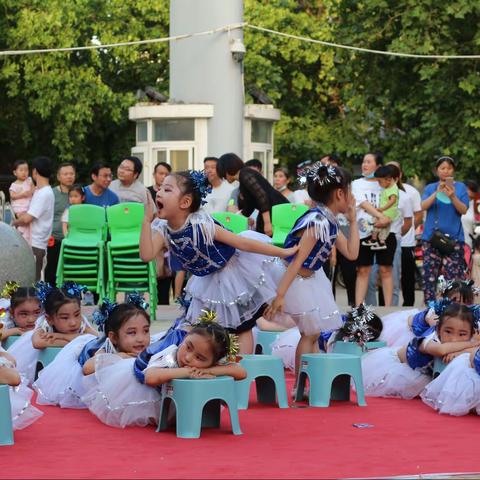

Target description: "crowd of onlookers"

left=6, top=152, right=480, bottom=308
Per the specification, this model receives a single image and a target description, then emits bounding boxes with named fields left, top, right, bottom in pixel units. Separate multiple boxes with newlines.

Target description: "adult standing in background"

left=421, top=156, right=468, bottom=304
left=202, top=156, right=236, bottom=214
left=44, top=162, right=76, bottom=285
left=13, top=156, right=54, bottom=281
left=461, top=180, right=478, bottom=252
left=217, top=152, right=288, bottom=236
left=110, top=156, right=155, bottom=211
left=273, top=167, right=296, bottom=202
left=84, top=163, right=119, bottom=207
left=148, top=162, right=171, bottom=203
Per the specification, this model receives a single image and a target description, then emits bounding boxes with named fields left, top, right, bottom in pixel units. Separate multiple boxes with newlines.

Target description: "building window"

left=251, top=120, right=272, bottom=144
left=170, top=150, right=189, bottom=171
left=136, top=122, right=148, bottom=142
left=153, top=119, right=195, bottom=142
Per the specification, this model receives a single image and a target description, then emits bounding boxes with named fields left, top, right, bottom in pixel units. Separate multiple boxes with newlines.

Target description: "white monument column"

left=170, top=0, right=244, bottom=157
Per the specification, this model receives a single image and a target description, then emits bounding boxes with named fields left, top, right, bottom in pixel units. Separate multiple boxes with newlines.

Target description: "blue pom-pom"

left=126, top=292, right=149, bottom=311
left=189, top=170, right=212, bottom=205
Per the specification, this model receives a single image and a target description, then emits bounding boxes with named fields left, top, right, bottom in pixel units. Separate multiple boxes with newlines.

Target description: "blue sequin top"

left=411, top=309, right=431, bottom=337
left=153, top=212, right=235, bottom=277
left=284, top=206, right=338, bottom=271
left=405, top=328, right=435, bottom=370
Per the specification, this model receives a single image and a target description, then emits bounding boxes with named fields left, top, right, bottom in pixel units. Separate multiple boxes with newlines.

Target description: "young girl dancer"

left=379, top=277, right=478, bottom=348
left=140, top=170, right=298, bottom=353
left=8, top=282, right=96, bottom=384
left=265, top=164, right=359, bottom=383
left=83, top=313, right=245, bottom=428
left=0, top=284, right=42, bottom=343
left=362, top=303, right=479, bottom=399
left=33, top=294, right=149, bottom=409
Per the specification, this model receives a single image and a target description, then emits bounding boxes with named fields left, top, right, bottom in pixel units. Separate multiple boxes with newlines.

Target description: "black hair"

left=10, top=287, right=40, bottom=312
left=333, top=310, right=383, bottom=343
left=374, top=165, right=396, bottom=179
left=105, top=303, right=150, bottom=336
left=437, top=303, right=475, bottom=337
left=122, top=156, right=143, bottom=176
left=170, top=171, right=202, bottom=212
left=153, top=162, right=172, bottom=174
left=465, top=180, right=479, bottom=193
left=443, top=280, right=475, bottom=304
left=366, top=151, right=383, bottom=166
left=203, top=156, right=219, bottom=164
left=307, top=166, right=351, bottom=205
left=43, top=286, right=81, bottom=317
left=216, top=153, right=245, bottom=179
left=435, top=156, right=456, bottom=169
left=32, top=156, right=53, bottom=178
left=90, top=163, right=111, bottom=176
left=57, top=162, right=76, bottom=172
left=329, top=153, right=340, bottom=166
left=13, top=159, right=28, bottom=170
left=188, top=322, right=231, bottom=363
left=68, top=184, right=85, bottom=197
left=245, top=159, right=263, bottom=171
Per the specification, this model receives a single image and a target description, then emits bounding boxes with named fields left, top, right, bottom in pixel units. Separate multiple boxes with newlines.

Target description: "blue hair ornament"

left=189, top=170, right=212, bottom=205
left=428, top=297, right=452, bottom=316
left=126, top=292, right=149, bottom=311
left=92, top=298, right=118, bottom=333
left=61, top=281, right=87, bottom=299
left=34, top=281, right=55, bottom=307
left=469, top=304, right=480, bottom=331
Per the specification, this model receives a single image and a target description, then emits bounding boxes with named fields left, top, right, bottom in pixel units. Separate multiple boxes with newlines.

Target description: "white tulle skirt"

left=33, top=334, right=97, bottom=409
left=421, top=353, right=480, bottom=416
left=185, top=231, right=278, bottom=329
left=379, top=309, right=419, bottom=348
left=271, top=327, right=301, bottom=372
left=268, top=260, right=342, bottom=335
left=81, top=354, right=161, bottom=428
left=10, top=378, right=43, bottom=430
left=7, top=330, right=38, bottom=385
left=361, top=347, right=431, bottom=399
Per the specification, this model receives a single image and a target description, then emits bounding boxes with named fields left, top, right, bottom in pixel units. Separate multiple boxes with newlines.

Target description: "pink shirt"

left=10, top=178, right=33, bottom=214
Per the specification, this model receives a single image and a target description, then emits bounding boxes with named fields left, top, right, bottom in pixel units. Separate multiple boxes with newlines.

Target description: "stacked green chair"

left=56, top=204, right=106, bottom=297
left=271, top=203, right=309, bottom=247
left=212, top=212, right=248, bottom=234
left=106, top=203, right=157, bottom=319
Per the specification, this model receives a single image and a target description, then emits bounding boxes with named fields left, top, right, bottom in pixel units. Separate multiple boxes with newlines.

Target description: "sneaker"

left=291, top=386, right=309, bottom=401
left=371, top=243, right=387, bottom=250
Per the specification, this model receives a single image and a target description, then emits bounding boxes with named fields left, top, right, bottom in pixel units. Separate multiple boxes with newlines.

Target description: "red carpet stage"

left=4, top=374, right=480, bottom=479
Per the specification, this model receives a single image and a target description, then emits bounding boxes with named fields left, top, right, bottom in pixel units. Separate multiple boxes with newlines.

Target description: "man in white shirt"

left=202, top=156, right=236, bottom=214
left=13, top=156, right=55, bottom=281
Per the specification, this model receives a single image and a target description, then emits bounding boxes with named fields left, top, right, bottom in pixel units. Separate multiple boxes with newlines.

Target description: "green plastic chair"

left=236, top=354, right=288, bottom=410
left=0, top=385, right=14, bottom=446
left=212, top=212, right=248, bottom=234
left=106, top=203, right=144, bottom=247
left=254, top=330, right=281, bottom=355
left=157, top=376, right=242, bottom=438
left=63, top=204, right=107, bottom=247
left=271, top=203, right=309, bottom=247
left=296, top=353, right=367, bottom=407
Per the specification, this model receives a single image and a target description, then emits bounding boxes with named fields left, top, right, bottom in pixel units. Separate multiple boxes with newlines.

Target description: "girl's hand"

left=278, top=244, right=299, bottom=259
left=188, top=368, right=215, bottom=379
left=264, top=295, right=285, bottom=320
left=344, top=195, right=357, bottom=223
left=443, top=184, right=455, bottom=198
left=263, top=221, right=273, bottom=237
left=6, top=327, right=25, bottom=337
left=144, top=200, right=155, bottom=223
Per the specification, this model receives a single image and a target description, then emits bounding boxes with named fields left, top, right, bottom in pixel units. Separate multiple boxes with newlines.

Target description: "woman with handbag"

left=421, top=156, right=469, bottom=304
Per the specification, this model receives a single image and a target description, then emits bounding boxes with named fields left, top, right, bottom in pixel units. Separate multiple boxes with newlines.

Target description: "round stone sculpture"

left=0, top=223, right=36, bottom=289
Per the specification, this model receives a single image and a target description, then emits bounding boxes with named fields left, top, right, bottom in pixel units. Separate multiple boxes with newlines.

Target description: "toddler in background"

left=9, top=160, right=35, bottom=244
left=62, top=184, right=86, bottom=237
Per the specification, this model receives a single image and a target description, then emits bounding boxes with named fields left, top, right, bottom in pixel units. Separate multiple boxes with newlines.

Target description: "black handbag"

left=429, top=204, right=456, bottom=255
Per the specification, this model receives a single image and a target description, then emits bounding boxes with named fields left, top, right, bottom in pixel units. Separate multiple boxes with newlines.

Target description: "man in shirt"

left=110, top=156, right=155, bottom=211
left=202, top=156, right=236, bottom=214
left=84, top=163, right=119, bottom=207
left=13, top=156, right=55, bottom=281
left=44, top=162, right=76, bottom=285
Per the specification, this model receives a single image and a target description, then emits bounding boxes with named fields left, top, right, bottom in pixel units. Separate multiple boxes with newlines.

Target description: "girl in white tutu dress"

left=421, top=305, right=480, bottom=416
left=272, top=304, right=383, bottom=371
left=0, top=347, right=43, bottom=430
left=265, top=164, right=359, bottom=385
left=380, top=277, right=478, bottom=347
left=84, top=312, right=246, bottom=429
left=140, top=170, right=298, bottom=353
left=0, top=284, right=42, bottom=345
left=8, top=282, right=96, bottom=384
left=362, top=303, right=480, bottom=399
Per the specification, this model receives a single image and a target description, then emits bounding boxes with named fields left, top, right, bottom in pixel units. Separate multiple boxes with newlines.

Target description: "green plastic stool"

left=332, top=340, right=387, bottom=356
left=236, top=354, right=288, bottom=409
left=35, top=347, right=62, bottom=380
left=2, top=336, right=20, bottom=350
left=296, top=353, right=367, bottom=407
left=0, top=385, right=14, bottom=446
left=254, top=330, right=281, bottom=355
left=433, top=357, right=447, bottom=379
left=157, top=376, right=242, bottom=438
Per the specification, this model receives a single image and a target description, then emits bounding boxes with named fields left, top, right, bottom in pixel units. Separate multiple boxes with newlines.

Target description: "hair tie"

left=92, top=298, right=118, bottom=333
left=189, top=170, right=212, bottom=205
left=1, top=281, right=20, bottom=299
